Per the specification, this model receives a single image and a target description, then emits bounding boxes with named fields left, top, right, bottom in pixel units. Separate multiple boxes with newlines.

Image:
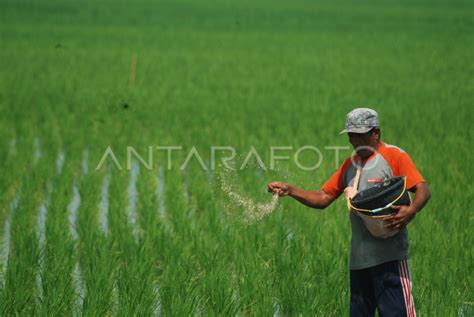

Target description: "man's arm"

left=384, top=182, right=431, bottom=229
left=408, top=182, right=431, bottom=213
left=289, top=187, right=336, bottom=209
left=267, top=182, right=337, bottom=209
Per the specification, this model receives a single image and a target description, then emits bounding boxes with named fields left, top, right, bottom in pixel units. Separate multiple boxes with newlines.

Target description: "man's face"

left=348, top=129, right=379, bottom=158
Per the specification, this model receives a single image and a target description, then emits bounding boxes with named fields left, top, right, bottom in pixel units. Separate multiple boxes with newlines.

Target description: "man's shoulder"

left=379, top=142, right=409, bottom=161
left=382, top=142, right=407, bottom=154
left=340, top=155, right=356, bottom=171
left=378, top=142, right=421, bottom=175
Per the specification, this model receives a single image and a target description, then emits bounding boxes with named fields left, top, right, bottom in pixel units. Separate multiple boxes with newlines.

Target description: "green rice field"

left=0, top=0, right=472, bottom=315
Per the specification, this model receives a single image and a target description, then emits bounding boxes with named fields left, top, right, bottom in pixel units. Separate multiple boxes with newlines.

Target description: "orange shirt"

left=322, top=142, right=425, bottom=198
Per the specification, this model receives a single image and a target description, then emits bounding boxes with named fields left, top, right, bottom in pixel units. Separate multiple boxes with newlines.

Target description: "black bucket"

left=350, top=176, right=411, bottom=216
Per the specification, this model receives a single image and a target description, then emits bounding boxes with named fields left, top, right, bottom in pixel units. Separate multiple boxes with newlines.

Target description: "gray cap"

left=339, top=108, right=379, bottom=134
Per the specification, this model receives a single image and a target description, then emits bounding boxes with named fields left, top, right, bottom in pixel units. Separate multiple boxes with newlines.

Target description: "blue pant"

left=350, top=259, right=416, bottom=317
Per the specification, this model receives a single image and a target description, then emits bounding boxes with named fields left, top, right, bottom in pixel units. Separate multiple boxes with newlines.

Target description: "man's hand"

left=383, top=205, right=417, bottom=229
left=267, top=182, right=292, bottom=197
left=383, top=182, right=431, bottom=229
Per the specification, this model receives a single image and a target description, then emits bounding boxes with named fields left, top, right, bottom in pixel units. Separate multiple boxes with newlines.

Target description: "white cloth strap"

left=353, top=166, right=361, bottom=191
left=345, top=165, right=362, bottom=210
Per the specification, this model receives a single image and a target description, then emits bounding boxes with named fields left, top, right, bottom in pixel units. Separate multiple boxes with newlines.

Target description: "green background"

left=0, top=0, right=472, bottom=315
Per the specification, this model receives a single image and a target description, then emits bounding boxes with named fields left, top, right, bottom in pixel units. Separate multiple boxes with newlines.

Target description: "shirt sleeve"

left=322, top=158, right=351, bottom=198
left=397, top=152, right=425, bottom=190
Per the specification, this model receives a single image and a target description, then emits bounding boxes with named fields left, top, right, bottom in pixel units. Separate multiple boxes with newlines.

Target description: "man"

left=268, top=108, right=431, bottom=317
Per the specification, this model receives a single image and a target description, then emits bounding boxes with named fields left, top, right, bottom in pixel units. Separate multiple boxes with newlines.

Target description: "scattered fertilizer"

left=217, top=166, right=279, bottom=224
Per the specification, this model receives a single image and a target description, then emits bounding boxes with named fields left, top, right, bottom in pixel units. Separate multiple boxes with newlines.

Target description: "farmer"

left=268, top=108, right=431, bottom=316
